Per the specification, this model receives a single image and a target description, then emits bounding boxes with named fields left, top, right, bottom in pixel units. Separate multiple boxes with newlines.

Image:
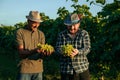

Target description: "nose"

left=71, top=25, right=75, bottom=29
left=35, top=23, right=39, bottom=27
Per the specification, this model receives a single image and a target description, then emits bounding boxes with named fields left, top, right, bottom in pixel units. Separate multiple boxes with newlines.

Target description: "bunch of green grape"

left=61, top=44, right=74, bottom=57
left=37, top=43, right=54, bottom=55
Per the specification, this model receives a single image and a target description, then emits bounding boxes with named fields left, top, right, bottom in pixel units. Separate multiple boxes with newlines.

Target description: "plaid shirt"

left=56, top=29, right=91, bottom=74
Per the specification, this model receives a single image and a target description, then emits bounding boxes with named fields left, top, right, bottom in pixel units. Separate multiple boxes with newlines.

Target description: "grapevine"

left=37, top=43, right=54, bottom=55
left=61, top=44, right=74, bottom=57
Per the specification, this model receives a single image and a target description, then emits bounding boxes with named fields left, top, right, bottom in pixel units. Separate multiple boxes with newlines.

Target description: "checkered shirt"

left=56, top=29, right=91, bottom=74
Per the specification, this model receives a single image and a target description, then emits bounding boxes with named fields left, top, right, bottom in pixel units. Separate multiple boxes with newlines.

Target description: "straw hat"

left=26, top=11, right=43, bottom=22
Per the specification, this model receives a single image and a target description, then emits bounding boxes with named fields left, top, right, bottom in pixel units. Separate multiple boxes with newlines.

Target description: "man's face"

left=28, top=20, right=40, bottom=32
left=67, top=23, right=80, bottom=34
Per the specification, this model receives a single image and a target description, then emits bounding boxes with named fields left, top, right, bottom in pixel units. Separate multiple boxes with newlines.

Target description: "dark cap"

left=64, top=13, right=82, bottom=26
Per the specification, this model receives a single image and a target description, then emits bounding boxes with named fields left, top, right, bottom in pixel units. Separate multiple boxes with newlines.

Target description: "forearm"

left=78, top=47, right=90, bottom=55
left=19, top=49, right=37, bottom=59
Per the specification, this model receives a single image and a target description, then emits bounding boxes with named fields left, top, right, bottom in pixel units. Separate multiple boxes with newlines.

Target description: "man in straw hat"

left=16, top=11, right=45, bottom=80
left=56, top=13, right=91, bottom=80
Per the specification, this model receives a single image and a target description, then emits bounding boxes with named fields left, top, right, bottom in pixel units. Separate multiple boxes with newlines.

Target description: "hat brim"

left=26, top=16, right=43, bottom=22
left=64, top=20, right=80, bottom=26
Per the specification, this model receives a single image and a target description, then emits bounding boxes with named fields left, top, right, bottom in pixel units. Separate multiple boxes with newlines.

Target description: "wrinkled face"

left=67, top=23, right=80, bottom=35
left=28, top=20, right=40, bottom=32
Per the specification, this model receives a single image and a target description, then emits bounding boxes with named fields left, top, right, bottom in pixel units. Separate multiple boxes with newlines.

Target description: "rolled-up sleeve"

left=78, top=31, right=91, bottom=55
left=16, top=29, right=23, bottom=46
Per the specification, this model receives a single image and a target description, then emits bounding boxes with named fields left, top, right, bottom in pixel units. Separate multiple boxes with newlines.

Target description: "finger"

left=47, top=52, right=50, bottom=56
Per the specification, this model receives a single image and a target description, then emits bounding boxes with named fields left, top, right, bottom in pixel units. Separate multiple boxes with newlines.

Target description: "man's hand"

left=37, top=44, right=54, bottom=56
left=37, top=48, right=54, bottom=56
left=70, top=49, right=79, bottom=57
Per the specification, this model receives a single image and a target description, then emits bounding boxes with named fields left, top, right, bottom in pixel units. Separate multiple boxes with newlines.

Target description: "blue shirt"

left=56, top=29, right=91, bottom=74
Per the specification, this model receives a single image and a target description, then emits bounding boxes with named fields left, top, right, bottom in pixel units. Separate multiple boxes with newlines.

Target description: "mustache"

left=33, top=26, right=37, bottom=28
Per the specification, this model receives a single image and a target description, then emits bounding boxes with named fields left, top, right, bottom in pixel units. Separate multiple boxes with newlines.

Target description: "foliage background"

left=0, top=0, right=120, bottom=80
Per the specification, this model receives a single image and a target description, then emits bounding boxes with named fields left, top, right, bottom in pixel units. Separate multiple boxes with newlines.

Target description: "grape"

left=37, top=43, right=54, bottom=55
left=61, top=44, right=74, bottom=57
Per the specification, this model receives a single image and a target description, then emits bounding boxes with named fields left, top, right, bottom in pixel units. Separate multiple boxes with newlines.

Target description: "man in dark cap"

left=56, top=13, right=91, bottom=80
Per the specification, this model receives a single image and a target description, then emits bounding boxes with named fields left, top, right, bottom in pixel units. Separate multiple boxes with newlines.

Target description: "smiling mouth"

left=33, top=26, right=37, bottom=28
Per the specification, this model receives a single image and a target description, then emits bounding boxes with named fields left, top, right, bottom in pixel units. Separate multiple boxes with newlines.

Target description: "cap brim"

left=64, top=20, right=80, bottom=26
